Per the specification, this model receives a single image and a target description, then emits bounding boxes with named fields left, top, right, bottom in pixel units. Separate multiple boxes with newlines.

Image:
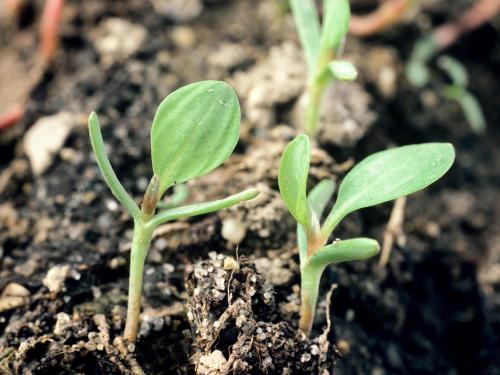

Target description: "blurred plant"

left=88, top=81, right=259, bottom=343
left=405, top=0, right=498, bottom=132
left=438, top=56, right=486, bottom=134
left=406, top=46, right=487, bottom=134
left=290, top=0, right=357, bottom=136
left=278, top=135, right=455, bottom=336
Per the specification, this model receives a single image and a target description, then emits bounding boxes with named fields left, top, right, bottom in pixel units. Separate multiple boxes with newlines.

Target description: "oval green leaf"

left=290, top=0, right=321, bottom=72
left=322, top=143, right=455, bottom=237
left=328, top=60, right=358, bottom=82
left=278, top=135, right=311, bottom=229
left=308, top=179, right=335, bottom=220
left=319, top=0, right=350, bottom=55
left=297, top=179, right=336, bottom=266
left=151, top=80, right=241, bottom=195
left=307, top=237, right=380, bottom=270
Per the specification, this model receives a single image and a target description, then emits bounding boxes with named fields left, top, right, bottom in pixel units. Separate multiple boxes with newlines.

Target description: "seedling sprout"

left=290, top=0, right=357, bottom=136
left=88, top=81, right=259, bottom=343
left=278, top=135, right=455, bottom=336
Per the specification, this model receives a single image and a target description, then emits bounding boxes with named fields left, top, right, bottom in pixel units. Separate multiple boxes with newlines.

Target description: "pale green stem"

left=299, top=264, right=323, bottom=336
left=304, top=82, right=326, bottom=137
left=124, top=219, right=154, bottom=343
left=88, top=112, right=141, bottom=221
left=146, top=189, right=259, bottom=229
left=300, top=222, right=325, bottom=337
left=320, top=208, right=345, bottom=243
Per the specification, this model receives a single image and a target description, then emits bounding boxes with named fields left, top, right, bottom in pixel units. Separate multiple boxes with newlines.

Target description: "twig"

left=40, top=0, right=65, bottom=62
left=0, top=0, right=65, bottom=132
left=433, top=0, right=500, bottom=50
left=379, top=196, right=407, bottom=268
left=349, top=0, right=411, bottom=37
left=0, top=107, right=24, bottom=131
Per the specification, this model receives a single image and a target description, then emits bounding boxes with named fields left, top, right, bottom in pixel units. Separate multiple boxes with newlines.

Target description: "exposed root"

left=379, top=196, right=407, bottom=268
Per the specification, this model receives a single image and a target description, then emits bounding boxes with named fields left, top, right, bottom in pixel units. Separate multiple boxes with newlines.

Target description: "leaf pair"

left=279, top=134, right=455, bottom=270
left=290, top=0, right=349, bottom=72
left=437, top=56, right=486, bottom=134
left=89, top=81, right=258, bottom=226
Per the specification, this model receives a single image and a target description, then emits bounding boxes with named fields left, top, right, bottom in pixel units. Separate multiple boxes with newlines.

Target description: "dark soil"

left=1, top=0, right=499, bottom=374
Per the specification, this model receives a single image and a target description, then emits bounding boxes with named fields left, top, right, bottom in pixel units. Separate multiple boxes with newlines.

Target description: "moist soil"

left=1, top=0, right=499, bottom=374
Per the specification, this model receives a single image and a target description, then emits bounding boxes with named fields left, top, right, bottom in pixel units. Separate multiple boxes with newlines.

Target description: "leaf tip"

left=366, top=238, right=381, bottom=258
left=88, top=111, right=98, bottom=124
left=247, top=188, right=260, bottom=200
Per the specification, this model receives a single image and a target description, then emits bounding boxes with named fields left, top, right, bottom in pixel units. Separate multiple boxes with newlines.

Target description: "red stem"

left=40, top=0, right=65, bottom=62
left=349, top=0, right=411, bottom=37
left=432, top=0, right=500, bottom=50
left=0, top=107, right=24, bottom=131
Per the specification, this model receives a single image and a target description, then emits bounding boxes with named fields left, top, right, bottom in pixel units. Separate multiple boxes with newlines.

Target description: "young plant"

left=290, top=0, right=356, bottom=136
left=438, top=55, right=486, bottom=134
left=88, top=81, right=259, bottom=343
left=278, top=135, right=455, bottom=336
left=407, top=48, right=486, bottom=134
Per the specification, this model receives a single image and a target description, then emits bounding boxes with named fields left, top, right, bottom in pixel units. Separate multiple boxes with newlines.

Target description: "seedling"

left=438, top=56, right=486, bottom=134
left=278, top=135, right=455, bottom=336
left=88, top=81, right=259, bottom=343
left=406, top=47, right=486, bottom=134
left=290, top=0, right=356, bottom=136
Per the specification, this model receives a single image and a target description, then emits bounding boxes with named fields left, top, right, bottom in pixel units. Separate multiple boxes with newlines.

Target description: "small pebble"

left=337, top=339, right=351, bottom=355
left=221, top=217, right=247, bottom=244
left=43, top=265, right=70, bottom=293
left=300, top=353, right=311, bottom=363
left=223, top=256, right=240, bottom=271
left=171, top=26, right=196, bottom=49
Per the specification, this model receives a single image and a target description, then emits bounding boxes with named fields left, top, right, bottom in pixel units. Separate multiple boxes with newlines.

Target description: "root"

left=379, top=196, right=407, bottom=268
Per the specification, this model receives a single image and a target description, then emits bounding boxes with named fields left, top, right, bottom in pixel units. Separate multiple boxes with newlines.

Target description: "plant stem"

left=300, top=229, right=325, bottom=336
left=304, top=81, right=325, bottom=136
left=299, top=265, right=322, bottom=336
left=124, top=219, right=154, bottom=343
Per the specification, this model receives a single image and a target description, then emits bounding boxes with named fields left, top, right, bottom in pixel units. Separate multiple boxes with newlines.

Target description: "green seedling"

left=278, top=135, right=455, bottom=336
left=88, top=81, right=259, bottom=343
left=438, top=55, right=486, bottom=134
left=405, top=36, right=437, bottom=88
left=406, top=40, right=486, bottom=134
left=290, top=0, right=356, bottom=136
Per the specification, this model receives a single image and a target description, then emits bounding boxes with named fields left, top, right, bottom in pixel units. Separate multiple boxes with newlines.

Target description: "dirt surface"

left=1, top=0, right=499, bottom=374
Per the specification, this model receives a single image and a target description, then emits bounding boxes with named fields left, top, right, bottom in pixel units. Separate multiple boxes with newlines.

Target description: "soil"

left=1, top=0, right=499, bottom=374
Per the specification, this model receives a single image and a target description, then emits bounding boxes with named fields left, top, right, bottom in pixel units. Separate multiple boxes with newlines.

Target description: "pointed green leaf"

left=307, top=238, right=380, bottom=270
left=88, top=112, right=141, bottom=220
left=308, top=179, right=336, bottom=220
left=147, top=189, right=259, bottom=229
left=290, top=0, right=321, bottom=72
left=437, top=55, right=468, bottom=87
left=322, top=143, right=455, bottom=237
left=406, top=37, right=437, bottom=88
left=151, top=81, right=241, bottom=195
left=297, top=224, right=308, bottom=266
left=459, top=92, right=486, bottom=134
left=319, top=0, right=350, bottom=57
left=297, top=179, right=336, bottom=265
left=405, top=60, right=430, bottom=88
left=278, top=135, right=311, bottom=229
left=442, top=86, right=487, bottom=134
